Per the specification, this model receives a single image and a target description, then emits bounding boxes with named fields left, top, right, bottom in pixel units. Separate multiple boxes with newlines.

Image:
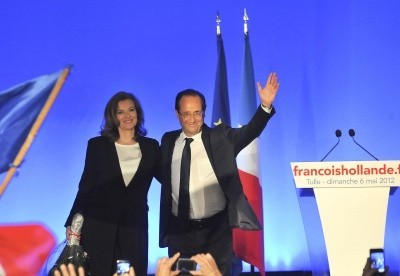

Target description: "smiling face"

left=116, top=99, right=137, bottom=133
left=176, top=95, right=204, bottom=137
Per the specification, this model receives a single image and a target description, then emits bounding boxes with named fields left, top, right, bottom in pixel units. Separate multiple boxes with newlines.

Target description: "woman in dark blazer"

left=64, top=91, right=159, bottom=276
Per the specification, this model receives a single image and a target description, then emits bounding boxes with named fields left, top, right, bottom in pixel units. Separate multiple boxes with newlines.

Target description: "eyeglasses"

left=178, top=111, right=203, bottom=120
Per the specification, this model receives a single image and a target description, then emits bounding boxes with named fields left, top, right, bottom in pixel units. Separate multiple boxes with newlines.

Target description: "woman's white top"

left=115, top=142, right=142, bottom=186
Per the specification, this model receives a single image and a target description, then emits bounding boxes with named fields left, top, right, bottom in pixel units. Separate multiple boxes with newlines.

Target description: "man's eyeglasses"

left=178, top=111, right=203, bottom=120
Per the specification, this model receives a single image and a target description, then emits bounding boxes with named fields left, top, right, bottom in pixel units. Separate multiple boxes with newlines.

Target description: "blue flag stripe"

left=211, top=34, right=231, bottom=127
left=238, top=34, right=257, bottom=124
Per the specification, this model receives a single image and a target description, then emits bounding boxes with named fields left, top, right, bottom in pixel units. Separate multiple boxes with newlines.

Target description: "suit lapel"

left=166, top=132, right=181, bottom=177
left=201, top=125, right=217, bottom=173
left=107, top=140, right=127, bottom=187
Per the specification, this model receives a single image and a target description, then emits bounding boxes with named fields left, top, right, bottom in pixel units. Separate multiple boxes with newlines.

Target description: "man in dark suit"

left=158, top=72, right=279, bottom=276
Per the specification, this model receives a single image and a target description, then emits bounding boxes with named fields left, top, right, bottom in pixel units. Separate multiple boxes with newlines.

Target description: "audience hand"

left=362, top=257, right=388, bottom=276
left=155, top=252, right=180, bottom=276
left=190, top=253, right=221, bottom=276
left=53, top=264, right=85, bottom=276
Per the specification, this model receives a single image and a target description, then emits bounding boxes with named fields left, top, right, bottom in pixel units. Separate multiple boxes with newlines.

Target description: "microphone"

left=320, top=129, right=342, bottom=161
left=348, top=129, right=379, bottom=160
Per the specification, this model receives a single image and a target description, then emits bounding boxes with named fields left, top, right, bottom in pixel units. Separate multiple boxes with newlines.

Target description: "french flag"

left=232, top=30, right=265, bottom=276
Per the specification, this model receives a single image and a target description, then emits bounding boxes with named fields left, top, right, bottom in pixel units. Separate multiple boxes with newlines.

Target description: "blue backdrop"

left=1, top=0, right=399, bottom=274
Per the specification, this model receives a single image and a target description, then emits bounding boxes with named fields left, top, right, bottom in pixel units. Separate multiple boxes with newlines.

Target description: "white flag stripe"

left=237, top=138, right=259, bottom=176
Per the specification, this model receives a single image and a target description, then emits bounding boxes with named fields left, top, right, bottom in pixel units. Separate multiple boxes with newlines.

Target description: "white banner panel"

left=291, top=160, right=400, bottom=188
left=292, top=160, right=400, bottom=275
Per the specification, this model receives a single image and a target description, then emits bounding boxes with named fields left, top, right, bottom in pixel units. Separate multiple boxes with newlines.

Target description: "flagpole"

left=0, top=66, right=71, bottom=197
left=247, top=9, right=255, bottom=272
left=245, top=9, right=256, bottom=276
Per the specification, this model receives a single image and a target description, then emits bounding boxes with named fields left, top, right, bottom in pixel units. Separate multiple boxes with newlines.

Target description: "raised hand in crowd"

left=155, top=252, right=180, bottom=276
left=190, top=253, right=222, bottom=276
left=362, top=257, right=388, bottom=276
left=53, top=264, right=85, bottom=276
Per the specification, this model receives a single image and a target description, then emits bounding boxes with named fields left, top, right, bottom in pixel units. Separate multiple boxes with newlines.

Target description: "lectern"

left=291, top=160, right=400, bottom=276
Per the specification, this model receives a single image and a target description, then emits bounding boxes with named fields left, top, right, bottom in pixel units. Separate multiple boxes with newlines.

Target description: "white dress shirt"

left=171, top=132, right=226, bottom=219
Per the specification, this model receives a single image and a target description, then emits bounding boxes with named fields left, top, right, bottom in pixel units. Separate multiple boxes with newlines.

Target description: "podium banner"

left=291, top=160, right=400, bottom=276
left=291, top=160, right=400, bottom=188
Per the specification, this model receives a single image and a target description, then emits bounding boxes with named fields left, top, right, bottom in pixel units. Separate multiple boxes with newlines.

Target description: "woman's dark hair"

left=175, top=89, right=206, bottom=112
left=100, top=91, right=147, bottom=141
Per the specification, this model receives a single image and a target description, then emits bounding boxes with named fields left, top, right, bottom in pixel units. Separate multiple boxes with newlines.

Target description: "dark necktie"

left=178, top=137, right=194, bottom=226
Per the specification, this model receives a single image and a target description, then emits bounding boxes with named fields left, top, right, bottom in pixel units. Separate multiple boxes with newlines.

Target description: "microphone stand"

left=348, top=129, right=379, bottom=160
left=320, top=130, right=342, bottom=162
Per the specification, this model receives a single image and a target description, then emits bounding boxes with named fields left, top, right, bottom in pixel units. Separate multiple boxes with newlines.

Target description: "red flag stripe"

left=233, top=169, right=265, bottom=276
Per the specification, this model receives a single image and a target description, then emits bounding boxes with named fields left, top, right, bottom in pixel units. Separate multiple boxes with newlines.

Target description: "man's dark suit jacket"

left=158, top=105, right=275, bottom=248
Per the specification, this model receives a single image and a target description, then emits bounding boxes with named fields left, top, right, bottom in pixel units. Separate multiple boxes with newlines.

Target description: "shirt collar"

left=178, top=131, right=202, bottom=143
